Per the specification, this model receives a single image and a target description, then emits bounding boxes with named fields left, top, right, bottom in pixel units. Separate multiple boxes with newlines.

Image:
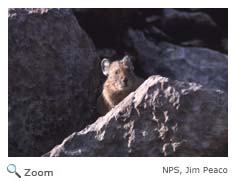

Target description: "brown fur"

left=97, top=56, right=143, bottom=115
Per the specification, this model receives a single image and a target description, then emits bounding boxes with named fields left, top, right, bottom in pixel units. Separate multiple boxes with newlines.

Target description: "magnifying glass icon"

left=7, top=164, right=21, bottom=178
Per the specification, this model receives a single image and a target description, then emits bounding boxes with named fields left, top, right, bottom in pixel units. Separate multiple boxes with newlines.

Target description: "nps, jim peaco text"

left=162, top=166, right=228, bottom=175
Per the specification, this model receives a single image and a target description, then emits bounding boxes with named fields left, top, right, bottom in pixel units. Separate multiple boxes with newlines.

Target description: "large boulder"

left=45, top=75, right=228, bottom=157
left=128, top=29, right=228, bottom=92
left=8, top=8, right=100, bottom=156
left=154, top=9, right=227, bottom=53
left=160, top=9, right=221, bottom=41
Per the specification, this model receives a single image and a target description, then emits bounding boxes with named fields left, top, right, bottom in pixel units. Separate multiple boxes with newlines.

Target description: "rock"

left=202, top=9, right=228, bottom=36
left=221, top=38, right=228, bottom=53
left=44, top=75, right=228, bottom=157
left=128, top=29, right=228, bottom=91
left=160, top=9, right=219, bottom=41
left=145, top=15, right=161, bottom=23
left=145, top=26, right=172, bottom=42
left=73, top=9, right=227, bottom=55
left=180, top=39, right=206, bottom=47
left=96, top=48, right=117, bottom=59
left=72, top=8, right=91, bottom=13
left=8, top=8, right=100, bottom=156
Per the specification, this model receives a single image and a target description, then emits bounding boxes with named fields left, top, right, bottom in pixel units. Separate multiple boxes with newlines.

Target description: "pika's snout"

left=123, top=78, right=128, bottom=86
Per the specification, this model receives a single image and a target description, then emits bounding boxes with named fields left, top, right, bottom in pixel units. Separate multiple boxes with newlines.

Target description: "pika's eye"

left=115, top=70, right=119, bottom=74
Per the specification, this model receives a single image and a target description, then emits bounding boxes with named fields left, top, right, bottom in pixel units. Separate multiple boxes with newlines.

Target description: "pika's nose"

left=123, top=78, right=128, bottom=85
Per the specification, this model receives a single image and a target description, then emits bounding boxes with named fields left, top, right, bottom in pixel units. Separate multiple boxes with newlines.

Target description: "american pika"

left=97, top=55, right=143, bottom=115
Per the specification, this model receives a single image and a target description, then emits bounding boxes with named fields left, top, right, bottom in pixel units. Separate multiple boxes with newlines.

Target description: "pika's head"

left=101, top=55, right=136, bottom=91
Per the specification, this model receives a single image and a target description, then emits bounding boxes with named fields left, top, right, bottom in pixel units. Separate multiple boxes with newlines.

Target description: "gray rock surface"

left=128, top=29, right=228, bottom=91
left=8, top=8, right=100, bottom=156
left=45, top=75, right=228, bottom=157
left=160, top=8, right=220, bottom=42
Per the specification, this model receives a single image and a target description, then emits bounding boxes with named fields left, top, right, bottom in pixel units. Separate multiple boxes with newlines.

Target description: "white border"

left=1, top=1, right=238, bottom=180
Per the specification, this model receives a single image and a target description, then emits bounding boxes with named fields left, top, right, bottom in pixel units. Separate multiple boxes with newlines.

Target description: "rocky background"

left=8, top=8, right=228, bottom=157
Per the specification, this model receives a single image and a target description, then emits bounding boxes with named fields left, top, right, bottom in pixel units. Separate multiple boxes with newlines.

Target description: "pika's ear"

left=122, top=55, right=134, bottom=70
left=101, top=58, right=110, bottom=76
